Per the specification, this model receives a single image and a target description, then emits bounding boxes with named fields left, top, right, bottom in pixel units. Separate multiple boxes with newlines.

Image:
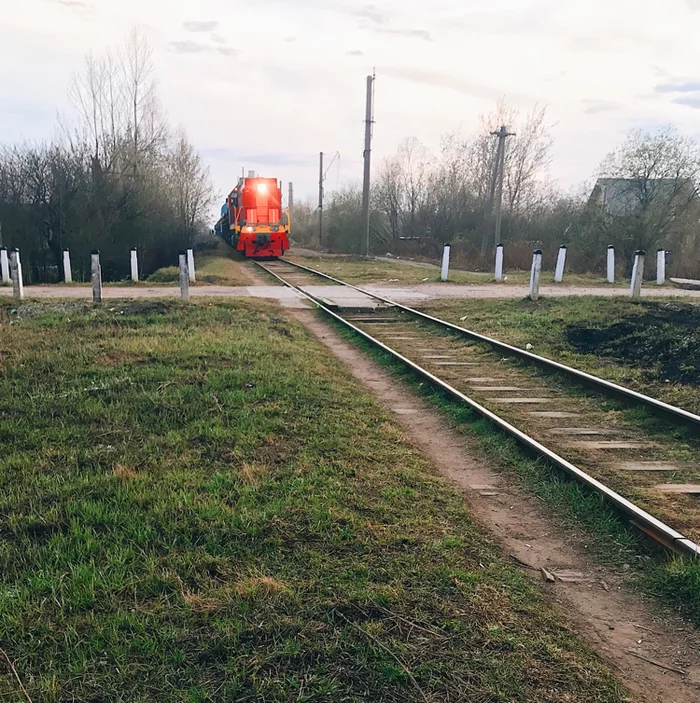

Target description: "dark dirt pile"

left=566, top=302, right=700, bottom=386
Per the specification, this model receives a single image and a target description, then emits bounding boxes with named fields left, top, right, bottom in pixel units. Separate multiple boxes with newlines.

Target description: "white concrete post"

left=529, top=249, right=543, bottom=301
left=606, top=245, right=615, bottom=284
left=629, top=249, right=645, bottom=298
left=9, top=249, right=23, bottom=300
left=179, top=250, right=190, bottom=302
left=130, top=248, right=139, bottom=282
left=187, top=248, right=196, bottom=283
left=656, top=248, right=666, bottom=285
left=0, top=247, right=10, bottom=284
left=440, top=243, right=451, bottom=282
left=554, top=245, right=567, bottom=283
left=494, top=243, right=504, bottom=282
left=62, top=249, right=72, bottom=283
left=91, top=250, right=102, bottom=303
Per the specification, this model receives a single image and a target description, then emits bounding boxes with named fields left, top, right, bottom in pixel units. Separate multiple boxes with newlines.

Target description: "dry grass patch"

left=112, top=464, right=138, bottom=480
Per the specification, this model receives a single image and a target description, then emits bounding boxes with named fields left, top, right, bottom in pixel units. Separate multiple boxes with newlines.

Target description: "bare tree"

left=121, top=28, right=167, bottom=171
left=168, top=131, right=215, bottom=246
left=374, top=137, right=432, bottom=245
left=593, top=126, right=700, bottom=257
left=376, top=157, right=402, bottom=245
left=0, top=29, right=215, bottom=283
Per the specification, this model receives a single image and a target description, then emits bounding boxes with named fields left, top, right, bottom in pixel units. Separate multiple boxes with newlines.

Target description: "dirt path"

left=291, top=308, right=700, bottom=703
left=4, top=283, right=699, bottom=302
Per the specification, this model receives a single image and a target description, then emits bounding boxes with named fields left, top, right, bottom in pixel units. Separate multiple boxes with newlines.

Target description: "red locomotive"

left=215, top=175, right=290, bottom=258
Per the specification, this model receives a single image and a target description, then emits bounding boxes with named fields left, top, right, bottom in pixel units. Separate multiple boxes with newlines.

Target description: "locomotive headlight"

left=256, top=183, right=268, bottom=194
left=246, top=226, right=255, bottom=232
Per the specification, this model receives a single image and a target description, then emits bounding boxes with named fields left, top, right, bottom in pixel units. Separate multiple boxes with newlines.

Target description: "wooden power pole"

left=491, top=125, right=515, bottom=250
left=481, top=125, right=514, bottom=256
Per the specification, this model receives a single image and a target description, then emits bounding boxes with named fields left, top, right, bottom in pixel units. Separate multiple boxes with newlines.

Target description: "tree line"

left=292, top=103, right=700, bottom=278
left=0, top=30, right=214, bottom=284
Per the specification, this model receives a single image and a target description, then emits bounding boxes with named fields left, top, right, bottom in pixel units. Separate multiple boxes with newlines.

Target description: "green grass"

left=0, top=299, right=627, bottom=701
left=193, top=247, right=253, bottom=286
left=326, top=312, right=700, bottom=625
left=289, top=255, right=617, bottom=286
left=148, top=243, right=252, bottom=286
left=417, top=297, right=700, bottom=413
left=146, top=265, right=180, bottom=283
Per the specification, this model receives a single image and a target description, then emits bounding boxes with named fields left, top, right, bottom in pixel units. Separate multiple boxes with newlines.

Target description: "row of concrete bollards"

left=1, top=246, right=196, bottom=302
left=439, top=243, right=670, bottom=300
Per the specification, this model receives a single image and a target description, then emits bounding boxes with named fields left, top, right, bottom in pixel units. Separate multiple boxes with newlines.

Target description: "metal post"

left=440, top=243, right=451, bottom=282
left=361, top=74, right=375, bottom=257
left=288, top=182, right=294, bottom=209
left=0, top=247, right=9, bottom=284
left=318, top=152, right=324, bottom=247
left=529, top=249, right=542, bottom=301
left=554, top=245, right=567, bottom=283
left=607, top=245, right=615, bottom=284
left=130, top=248, right=139, bottom=282
left=91, top=250, right=102, bottom=303
left=63, top=249, right=72, bottom=283
left=187, top=248, right=196, bottom=282
left=494, top=243, right=504, bottom=282
left=179, top=250, right=190, bottom=302
left=630, top=250, right=645, bottom=298
left=9, top=248, right=23, bottom=300
left=656, top=248, right=666, bottom=285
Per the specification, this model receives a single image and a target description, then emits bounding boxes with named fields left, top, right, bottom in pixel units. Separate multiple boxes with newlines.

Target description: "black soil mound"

left=566, top=302, right=700, bottom=386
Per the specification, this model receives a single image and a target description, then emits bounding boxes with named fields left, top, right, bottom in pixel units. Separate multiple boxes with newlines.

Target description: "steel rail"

left=255, top=260, right=700, bottom=559
left=282, top=259, right=700, bottom=430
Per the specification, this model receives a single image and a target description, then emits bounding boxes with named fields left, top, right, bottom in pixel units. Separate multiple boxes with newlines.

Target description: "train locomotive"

left=215, top=174, right=290, bottom=259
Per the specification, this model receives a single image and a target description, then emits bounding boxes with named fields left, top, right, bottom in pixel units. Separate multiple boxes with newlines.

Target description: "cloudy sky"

left=3, top=0, right=700, bottom=210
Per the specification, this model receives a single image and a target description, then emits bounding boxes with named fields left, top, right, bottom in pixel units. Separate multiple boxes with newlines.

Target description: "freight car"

left=215, top=174, right=290, bottom=259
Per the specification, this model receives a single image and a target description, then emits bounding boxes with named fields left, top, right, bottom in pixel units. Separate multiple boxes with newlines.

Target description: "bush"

left=147, top=266, right=180, bottom=283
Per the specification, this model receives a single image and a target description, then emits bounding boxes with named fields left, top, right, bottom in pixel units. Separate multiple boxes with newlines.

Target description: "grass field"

left=289, top=255, right=618, bottom=287
left=148, top=243, right=252, bottom=286
left=0, top=300, right=626, bottom=701
left=417, top=297, right=700, bottom=413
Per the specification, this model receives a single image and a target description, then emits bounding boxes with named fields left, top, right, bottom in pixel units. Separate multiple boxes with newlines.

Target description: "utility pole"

left=361, top=73, right=375, bottom=257
left=480, top=139, right=501, bottom=256
left=491, top=125, right=515, bottom=250
left=316, top=151, right=340, bottom=250
left=318, top=152, right=324, bottom=247
left=288, top=182, right=294, bottom=209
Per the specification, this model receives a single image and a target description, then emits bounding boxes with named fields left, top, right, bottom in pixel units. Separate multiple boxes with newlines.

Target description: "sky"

left=3, top=0, right=700, bottom=214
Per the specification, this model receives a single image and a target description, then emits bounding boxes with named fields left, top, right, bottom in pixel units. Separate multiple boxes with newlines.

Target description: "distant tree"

left=584, top=127, right=700, bottom=266
left=326, top=186, right=364, bottom=254
left=168, top=131, right=214, bottom=247
left=0, top=30, right=213, bottom=283
left=288, top=200, right=319, bottom=247
left=375, top=137, right=433, bottom=246
left=476, top=102, right=555, bottom=253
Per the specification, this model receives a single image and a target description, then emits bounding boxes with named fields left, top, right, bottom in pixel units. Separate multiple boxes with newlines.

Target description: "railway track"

left=255, top=258, right=700, bottom=559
